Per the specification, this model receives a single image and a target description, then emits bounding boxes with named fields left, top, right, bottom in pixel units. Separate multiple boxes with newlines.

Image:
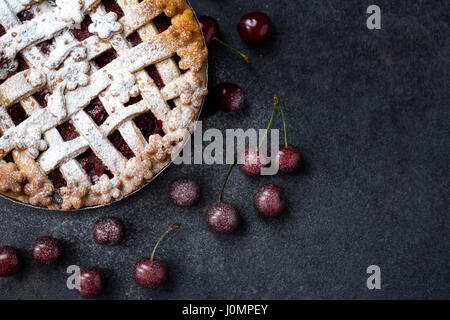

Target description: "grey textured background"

left=0, top=0, right=449, bottom=299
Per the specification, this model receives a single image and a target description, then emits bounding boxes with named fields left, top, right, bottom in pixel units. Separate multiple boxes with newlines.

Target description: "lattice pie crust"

left=0, top=0, right=207, bottom=209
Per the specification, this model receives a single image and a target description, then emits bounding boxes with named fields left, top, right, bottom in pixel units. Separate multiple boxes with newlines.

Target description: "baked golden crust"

left=156, top=0, right=185, bottom=17
left=0, top=0, right=207, bottom=210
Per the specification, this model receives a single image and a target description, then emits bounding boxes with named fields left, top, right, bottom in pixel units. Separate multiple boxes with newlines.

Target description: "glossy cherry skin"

left=277, top=145, right=302, bottom=173
left=78, top=266, right=105, bottom=298
left=206, top=202, right=241, bottom=234
left=169, top=178, right=200, bottom=207
left=238, top=147, right=266, bottom=176
left=133, top=259, right=168, bottom=289
left=253, top=184, right=285, bottom=217
left=93, top=216, right=124, bottom=246
left=238, top=12, right=272, bottom=43
left=198, top=16, right=218, bottom=47
left=0, top=246, right=22, bottom=277
left=214, top=83, right=245, bottom=113
left=31, top=236, right=62, bottom=264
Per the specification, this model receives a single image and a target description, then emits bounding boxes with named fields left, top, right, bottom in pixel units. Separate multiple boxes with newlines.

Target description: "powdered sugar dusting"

left=56, top=0, right=84, bottom=23
left=110, top=72, right=139, bottom=104
left=57, top=59, right=90, bottom=90
left=26, top=69, right=46, bottom=87
left=88, top=11, right=122, bottom=40
left=46, top=42, right=87, bottom=69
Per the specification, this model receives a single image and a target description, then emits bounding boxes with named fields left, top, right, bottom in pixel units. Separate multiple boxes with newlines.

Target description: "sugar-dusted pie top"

left=0, top=0, right=207, bottom=210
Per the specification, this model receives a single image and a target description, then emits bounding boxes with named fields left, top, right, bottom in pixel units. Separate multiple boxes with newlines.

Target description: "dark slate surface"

left=0, top=0, right=449, bottom=300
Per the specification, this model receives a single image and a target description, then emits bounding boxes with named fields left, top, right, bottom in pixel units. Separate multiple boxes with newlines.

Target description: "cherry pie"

left=0, top=0, right=207, bottom=209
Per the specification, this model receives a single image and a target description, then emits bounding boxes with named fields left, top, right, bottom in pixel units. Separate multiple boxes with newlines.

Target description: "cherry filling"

left=172, top=54, right=186, bottom=74
left=70, top=15, right=93, bottom=41
left=124, top=94, right=143, bottom=107
left=126, top=32, right=142, bottom=47
left=133, top=111, right=164, bottom=140
left=0, top=24, right=6, bottom=37
left=85, top=98, right=109, bottom=126
left=145, top=65, right=165, bottom=89
left=16, top=54, right=29, bottom=72
left=167, top=100, right=177, bottom=110
left=7, top=104, right=28, bottom=125
left=38, top=40, right=53, bottom=55
left=17, top=9, right=34, bottom=22
left=57, top=120, right=80, bottom=141
left=77, top=150, right=113, bottom=184
left=108, top=131, right=135, bottom=159
left=153, top=13, right=172, bottom=33
left=33, top=89, right=50, bottom=107
left=94, top=48, right=117, bottom=69
left=102, top=0, right=124, bottom=19
left=3, top=153, right=14, bottom=163
left=48, top=168, right=67, bottom=204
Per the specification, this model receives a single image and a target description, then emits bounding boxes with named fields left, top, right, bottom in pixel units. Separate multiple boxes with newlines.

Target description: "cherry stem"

left=151, top=224, right=180, bottom=262
left=275, top=93, right=288, bottom=148
left=218, top=163, right=235, bottom=203
left=213, top=37, right=250, bottom=64
left=258, top=95, right=279, bottom=150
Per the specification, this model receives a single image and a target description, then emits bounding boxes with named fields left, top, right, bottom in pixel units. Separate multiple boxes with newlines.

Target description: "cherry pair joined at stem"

left=240, top=94, right=302, bottom=176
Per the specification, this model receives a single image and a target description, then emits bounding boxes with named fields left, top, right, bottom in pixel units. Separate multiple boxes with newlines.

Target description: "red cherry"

left=0, top=246, right=22, bottom=277
left=93, top=216, right=124, bottom=246
left=169, top=178, right=200, bottom=207
left=206, top=164, right=241, bottom=234
left=132, top=224, right=180, bottom=289
left=78, top=266, right=104, bottom=299
left=238, top=12, right=273, bottom=43
left=133, top=259, right=168, bottom=289
left=198, top=16, right=250, bottom=63
left=277, top=145, right=302, bottom=173
left=31, top=236, right=62, bottom=264
left=238, top=147, right=266, bottom=176
left=206, top=202, right=241, bottom=234
left=214, top=83, right=245, bottom=113
left=198, top=15, right=218, bottom=47
left=253, top=184, right=285, bottom=217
